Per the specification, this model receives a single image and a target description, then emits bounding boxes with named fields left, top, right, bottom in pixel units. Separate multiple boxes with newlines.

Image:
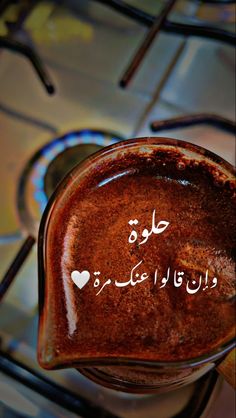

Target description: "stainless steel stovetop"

left=0, top=1, right=235, bottom=417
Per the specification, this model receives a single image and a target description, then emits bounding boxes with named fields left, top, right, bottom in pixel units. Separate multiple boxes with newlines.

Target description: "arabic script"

left=70, top=209, right=218, bottom=296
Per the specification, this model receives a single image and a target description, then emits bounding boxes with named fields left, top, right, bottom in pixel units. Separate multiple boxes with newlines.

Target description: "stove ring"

left=17, top=129, right=123, bottom=238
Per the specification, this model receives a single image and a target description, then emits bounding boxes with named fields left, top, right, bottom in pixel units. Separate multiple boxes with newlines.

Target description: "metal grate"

left=93, top=0, right=235, bottom=88
left=0, top=0, right=55, bottom=94
left=0, top=1, right=235, bottom=417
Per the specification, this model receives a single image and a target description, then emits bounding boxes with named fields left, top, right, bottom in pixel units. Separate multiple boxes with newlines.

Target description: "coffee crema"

left=38, top=140, right=235, bottom=370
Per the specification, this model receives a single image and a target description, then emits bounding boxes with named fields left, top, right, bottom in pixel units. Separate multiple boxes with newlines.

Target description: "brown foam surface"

left=39, top=146, right=236, bottom=368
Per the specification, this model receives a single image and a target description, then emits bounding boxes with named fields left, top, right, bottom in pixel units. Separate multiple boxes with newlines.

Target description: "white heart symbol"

left=71, top=270, right=90, bottom=289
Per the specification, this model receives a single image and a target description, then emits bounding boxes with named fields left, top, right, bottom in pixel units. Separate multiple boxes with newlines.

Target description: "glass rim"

left=38, top=136, right=236, bottom=370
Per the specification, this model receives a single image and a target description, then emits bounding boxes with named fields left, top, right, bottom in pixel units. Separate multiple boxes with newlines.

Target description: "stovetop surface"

left=0, top=1, right=235, bottom=417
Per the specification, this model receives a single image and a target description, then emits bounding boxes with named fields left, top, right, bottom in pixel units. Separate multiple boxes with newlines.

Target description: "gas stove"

left=0, top=1, right=235, bottom=417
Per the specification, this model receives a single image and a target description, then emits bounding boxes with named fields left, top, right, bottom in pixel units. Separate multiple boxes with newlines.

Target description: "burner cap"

left=44, top=143, right=102, bottom=198
left=17, top=130, right=123, bottom=238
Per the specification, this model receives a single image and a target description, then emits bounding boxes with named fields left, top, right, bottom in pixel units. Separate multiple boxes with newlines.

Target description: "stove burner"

left=17, top=130, right=123, bottom=238
left=44, top=143, right=102, bottom=198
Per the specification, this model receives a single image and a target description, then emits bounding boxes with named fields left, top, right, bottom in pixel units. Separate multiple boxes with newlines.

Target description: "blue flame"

left=32, top=130, right=122, bottom=214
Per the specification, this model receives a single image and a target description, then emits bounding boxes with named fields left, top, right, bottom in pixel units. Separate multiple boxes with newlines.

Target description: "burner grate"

left=150, top=113, right=236, bottom=134
left=0, top=0, right=55, bottom=94
left=119, top=0, right=178, bottom=88
left=0, top=2, right=235, bottom=417
left=0, top=350, right=119, bottom=418
left=93, top=0, right=235, bottom=88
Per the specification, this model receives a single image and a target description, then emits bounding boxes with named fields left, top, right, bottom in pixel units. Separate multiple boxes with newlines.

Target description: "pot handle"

left=217, top=348, right=235, bottom=389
